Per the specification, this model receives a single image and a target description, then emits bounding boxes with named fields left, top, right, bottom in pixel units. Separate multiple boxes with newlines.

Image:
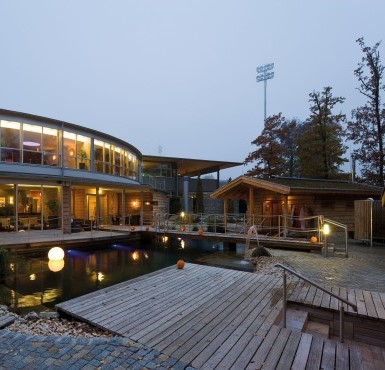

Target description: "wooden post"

left=248, top=187, right=254, bottom=225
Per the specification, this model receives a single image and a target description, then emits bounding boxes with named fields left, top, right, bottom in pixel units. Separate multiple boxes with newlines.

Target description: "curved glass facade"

left=0, top=119, right=141, bottom=180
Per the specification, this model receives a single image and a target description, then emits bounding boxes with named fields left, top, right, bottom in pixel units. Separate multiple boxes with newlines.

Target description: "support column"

left=223, top=197, right=228, bottom=230
left=248, top=187, right=254, bottom=225
left=140, top=191, right=144, bottom=226
left=122, top=190, right=126, bottom=225
left=62, top=183, right=72, bottom=234
left=183, top=176, right=189, bottom=213
left=96, top=186, right=100, bottom=228
left=283, top=195, right=288, bottom=237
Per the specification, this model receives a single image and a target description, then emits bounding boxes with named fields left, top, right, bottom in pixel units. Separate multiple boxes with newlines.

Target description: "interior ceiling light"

left=23, top=141, right=40, bottom=147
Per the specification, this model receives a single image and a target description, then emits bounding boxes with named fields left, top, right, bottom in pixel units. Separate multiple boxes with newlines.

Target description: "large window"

left=43, top=127, right=59, bottom=166
left=23, top=124, right=42, bottom=165
left=0, top=119, right=140, bottom=180
left=1, top=120, right=21, bottom=163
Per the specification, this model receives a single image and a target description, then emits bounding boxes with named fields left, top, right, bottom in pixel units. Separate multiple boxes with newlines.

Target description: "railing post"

left=339, top=304, right=344, bottom=343
left=283, top=270, right=287, bottom=328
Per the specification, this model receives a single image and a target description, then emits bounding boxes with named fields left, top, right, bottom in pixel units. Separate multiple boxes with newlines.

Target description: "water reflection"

left=0, top=238, right=242, bottom=314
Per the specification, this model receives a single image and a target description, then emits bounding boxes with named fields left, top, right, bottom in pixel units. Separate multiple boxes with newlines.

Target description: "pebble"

left=1, top=308, right=115, bottom=338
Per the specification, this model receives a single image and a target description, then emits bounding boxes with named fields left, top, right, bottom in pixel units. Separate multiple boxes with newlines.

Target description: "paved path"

left=0, top=332, right=195, bottom=370
left=271, top=240, right=385, bottom=292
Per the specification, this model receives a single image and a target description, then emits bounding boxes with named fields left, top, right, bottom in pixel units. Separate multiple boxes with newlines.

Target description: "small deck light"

left=323, top=224, right=330, bottom=235
left=48, top=247, right=65, bottom=261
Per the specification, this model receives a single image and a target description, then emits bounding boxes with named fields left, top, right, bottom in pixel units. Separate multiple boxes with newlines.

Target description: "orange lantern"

left=176, top=259, right=185, bottom=269
left=197, top=229, right=203, bottom=235
left=180, top=226, right=185, bottom=232
left=130, top=226, right=136, bottom=232
left=310, top=236, right=318, bottom=244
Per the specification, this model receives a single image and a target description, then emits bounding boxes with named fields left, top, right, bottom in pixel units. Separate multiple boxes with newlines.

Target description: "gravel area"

left=1, top=305, right=115, bottom=338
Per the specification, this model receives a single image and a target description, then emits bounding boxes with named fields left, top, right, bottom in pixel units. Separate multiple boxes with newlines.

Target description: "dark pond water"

left=0, top=237, right=249, bottom=314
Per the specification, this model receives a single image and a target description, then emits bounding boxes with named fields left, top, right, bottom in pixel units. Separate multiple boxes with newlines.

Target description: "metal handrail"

left=275, top=263, right=357, bottom=343
left=323, top=217, right=349, bottom=257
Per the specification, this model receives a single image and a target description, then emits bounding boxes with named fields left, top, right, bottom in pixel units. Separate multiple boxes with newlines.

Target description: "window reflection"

left=0, top=120, right=140, bottom=180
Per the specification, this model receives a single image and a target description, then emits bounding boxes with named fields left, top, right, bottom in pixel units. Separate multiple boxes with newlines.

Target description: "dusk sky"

left=1, top=1, right=384, bottom=179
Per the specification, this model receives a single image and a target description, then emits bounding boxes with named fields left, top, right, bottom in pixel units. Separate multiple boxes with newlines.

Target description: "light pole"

left=256, top=63, right=274, bottom=122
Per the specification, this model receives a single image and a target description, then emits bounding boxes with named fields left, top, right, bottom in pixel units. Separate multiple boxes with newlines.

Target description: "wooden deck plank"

left=105, top=268, right=242, bottom=334
left=262, top=327, right=291, bottom=369
left=142, top=273, right=263, bottom=347
left=320, top=339, right=336, bottom=370
left=175, top=276, right=281, bottom=365
left=349, top=346, right=364, bottom=370
left=312, top=287, right=324, bottom=307
left=329, top=286, right=340, bottom=311
left=297, top=283, right=311, bottom=304
left=200, top=280, right=283, bottom=370
left=142, top=272, right=264, bottom=347
left=348, top=288, right=358, bottom=315
left=305, top=335, right=324, bottom=370
left=336, top=341, right=349, bottom=370
left=304, top=285, right=317, bottom=306
left=371, top=291, right=385, bottom=320
left=355, top=289, right=368, bottom=317
left=214, top=286, right=283, bottom=370
left=55, top=263, right=385, bottom=370
left=379, top=292, right=385, bottom=310
left=291, top=333, right=313, bottom=370
left=70, top=263, right=220, bottom=319
left=189, top=276, right=280, bottom=369
left=363, top=290, right=379, bottom=319
left=288, top=279, right=305, bottom=302
left=320, top=286, right=332, bottom=309
left=57, top=265, right=178, bottom=309
left=59, top=264, right=243, bottom=335
left=275, top=329, right=302, bottom=370
left=145, top=273, right=267, bottom=355
left=242, top=325, right=281, bottom=370
left=339, top=286, right=349, bottom=311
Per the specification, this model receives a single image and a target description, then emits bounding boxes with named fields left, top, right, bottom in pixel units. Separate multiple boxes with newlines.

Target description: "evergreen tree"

left=347, top=38, right=385, bottom=186
left=297, top=87, right=347, bottom=179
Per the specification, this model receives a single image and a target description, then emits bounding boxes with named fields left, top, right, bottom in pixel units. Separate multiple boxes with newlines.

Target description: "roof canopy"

left=143, top=155, right=242, bottom=177
left=211, top=176, right=383, bottom=200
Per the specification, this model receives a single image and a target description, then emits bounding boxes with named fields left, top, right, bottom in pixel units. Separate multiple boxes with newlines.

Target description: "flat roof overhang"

left=143, top=155, right=242, bottom=177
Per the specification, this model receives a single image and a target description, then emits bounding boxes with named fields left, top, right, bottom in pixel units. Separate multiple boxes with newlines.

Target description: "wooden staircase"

left=275, top=307, right=330, bottom=339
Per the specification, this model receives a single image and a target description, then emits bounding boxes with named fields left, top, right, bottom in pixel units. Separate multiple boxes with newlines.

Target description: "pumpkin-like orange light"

left=176, top=259, right=185, bottom=269
left=310, top=236, right=318, bottom=244
left=197, top=229, right=204, bottom=235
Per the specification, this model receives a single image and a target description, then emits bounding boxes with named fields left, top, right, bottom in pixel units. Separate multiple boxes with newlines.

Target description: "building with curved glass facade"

left=0, top=109, right=240, bottom=233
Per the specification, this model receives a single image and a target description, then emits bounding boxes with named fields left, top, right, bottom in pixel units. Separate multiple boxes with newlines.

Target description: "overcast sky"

left=1, top=1, right=384, bottom=179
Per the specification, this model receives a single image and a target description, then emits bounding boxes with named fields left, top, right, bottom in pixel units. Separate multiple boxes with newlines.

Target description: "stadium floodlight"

left=256, top=63, right=275, bottom=122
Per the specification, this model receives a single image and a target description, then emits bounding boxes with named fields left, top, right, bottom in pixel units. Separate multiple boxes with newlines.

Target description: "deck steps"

left=275, top=308, right=308, bottom=331
left=304, top=320, right=330, bottom=339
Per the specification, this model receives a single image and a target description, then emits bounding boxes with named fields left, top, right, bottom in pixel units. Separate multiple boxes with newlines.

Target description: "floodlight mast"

left=256, top=63, right=274, bottom=122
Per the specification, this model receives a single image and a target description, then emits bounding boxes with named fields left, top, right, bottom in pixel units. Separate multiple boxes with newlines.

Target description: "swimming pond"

left=0, top=237, right=249, bottom=314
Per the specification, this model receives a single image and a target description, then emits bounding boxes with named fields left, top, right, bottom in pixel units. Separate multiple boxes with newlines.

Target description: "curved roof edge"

left=0, top=108, right=142, bottom=158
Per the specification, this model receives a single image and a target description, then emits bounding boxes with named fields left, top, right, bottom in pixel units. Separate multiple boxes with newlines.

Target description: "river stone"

left=251, top=246, right=271, bottom=257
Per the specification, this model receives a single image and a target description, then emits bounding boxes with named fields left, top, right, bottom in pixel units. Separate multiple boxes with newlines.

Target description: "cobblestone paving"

left=0, top=332, right=195, bottom=370
left=270, top=240, right=385, bottom=292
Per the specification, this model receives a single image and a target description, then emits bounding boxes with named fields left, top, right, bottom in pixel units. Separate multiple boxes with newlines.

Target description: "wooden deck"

left=56, top=264, right=385, bottom=369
